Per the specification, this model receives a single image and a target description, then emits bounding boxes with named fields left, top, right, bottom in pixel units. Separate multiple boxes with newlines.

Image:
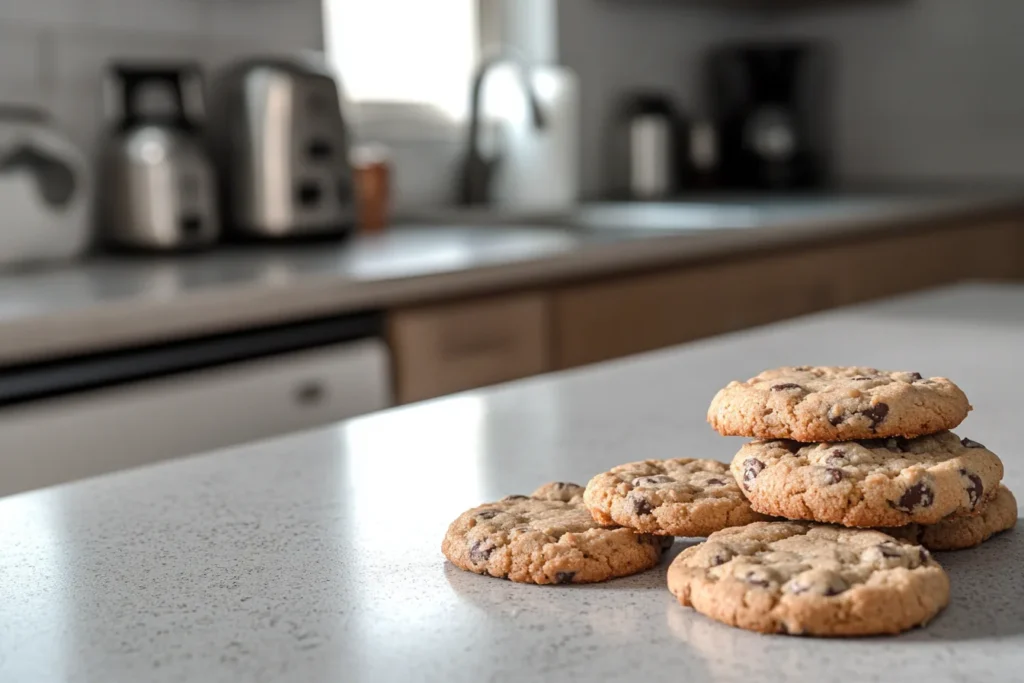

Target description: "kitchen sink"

left=400, top=190, right=1010, bottom=234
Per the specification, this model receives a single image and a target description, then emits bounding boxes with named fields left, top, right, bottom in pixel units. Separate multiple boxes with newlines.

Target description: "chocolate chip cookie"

left=883, top=484, right=1017, bottom=551
left=708, top=366, right=971, bottom=442
left=442, top=482, right=671, bottom=584
left=583, top=459, right=770, bottom=536
left=732, top=431, right=1004, bottom=527
left=667, top=521, right=950, bottom=636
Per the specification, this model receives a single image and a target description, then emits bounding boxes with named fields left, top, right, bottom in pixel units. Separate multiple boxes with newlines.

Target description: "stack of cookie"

left=706, top=366, right=1014, bottom=550
left=441, top=365, right=1015, bottom=637
left=666, top=365, right=1016, bottom=636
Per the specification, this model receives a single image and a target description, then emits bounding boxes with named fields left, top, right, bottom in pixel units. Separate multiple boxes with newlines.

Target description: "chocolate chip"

left=878, top=543, right=903, bottom=559
left=709, top=550, right=733, bottom=566
left=885, top=437, right=911, bottom=452
left=772, top=440, right=801, bottom=454
left=961, top=469, right=984, bottom=509
left=742, top=458, right=765, bottom=487
left=631, top=475, right=673, bottom=487
left=889, top=482, right=934, bottom=513
left=851, top=375, right=873, bottom=381
left=477, top=510, right=500, bottom=520
left=908, top=372, right=923, bottom=381
left=469, top=540, right=494, bottom=563
left=551, top=482, right=571, bottom=489
left=823, top=468, right=843, bottom=484
left=861, top=402, right=889, bottom=428
left=826, top=450, right=848, bottom=466
left=627, top=491, right=654, bottom=516
left=502, top=495, right=528, bottom=501
left=770, top=383, right=803, bottom=392
left=828, top=412, right=846, bottom=426
left=705, top=478, right=726, bottom=486
left=961, top=438, right=986, bottom=449
left=793, top=365, right=812, bottom=371
left=919, top=548, right=931, bottom=564
left=555, top=571, right=575, bottom=584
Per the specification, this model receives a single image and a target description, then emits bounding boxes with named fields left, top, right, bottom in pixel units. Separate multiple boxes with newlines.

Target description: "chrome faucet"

left=457, top=55, right=548, bottom=206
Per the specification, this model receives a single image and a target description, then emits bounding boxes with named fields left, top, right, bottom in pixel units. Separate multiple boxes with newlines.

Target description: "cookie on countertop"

left=667, top=521, right=950, bottom=636
left=732, top=431, right=1004, bottom=527
left=583, top=459, right=770, bottom=537
left=708, top=366, right=971, bottom=442
left=883, top=484, right=1017, bottom=551
left=442, top=482, right=671, bottom=584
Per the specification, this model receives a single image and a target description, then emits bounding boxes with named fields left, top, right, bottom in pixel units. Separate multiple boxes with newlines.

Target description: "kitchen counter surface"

left=0, top=190, right=1021, bottom=365
left=1, top=282, right=1022, bottom=683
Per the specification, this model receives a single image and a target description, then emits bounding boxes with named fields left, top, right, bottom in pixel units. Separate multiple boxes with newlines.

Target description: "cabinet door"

left=388, top=292, right=551, bottom=403
left=829, top=220, right=1024, bottom=306
left=553, top=250, right=837, bottom=370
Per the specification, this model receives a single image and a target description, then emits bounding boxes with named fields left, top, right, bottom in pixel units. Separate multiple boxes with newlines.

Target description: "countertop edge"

left=0, top=198, right=1020, bottom=366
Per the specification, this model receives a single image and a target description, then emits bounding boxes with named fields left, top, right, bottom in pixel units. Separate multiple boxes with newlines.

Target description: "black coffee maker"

left=708, top=41, right=830, bottom=190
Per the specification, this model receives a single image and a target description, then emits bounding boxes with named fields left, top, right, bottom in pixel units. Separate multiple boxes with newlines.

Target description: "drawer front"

left=553, top=252, right=838, bottom=370
left=0, top=339, right=392, bottom=497
left=389, top=293, right=551, bottom=403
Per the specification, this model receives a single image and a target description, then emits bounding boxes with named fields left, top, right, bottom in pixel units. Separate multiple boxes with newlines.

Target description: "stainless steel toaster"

left=209, top=54, right=357, bottom=239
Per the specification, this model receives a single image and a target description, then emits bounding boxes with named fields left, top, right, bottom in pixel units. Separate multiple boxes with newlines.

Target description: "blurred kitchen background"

left=0, top=0, right=1022, bottom=497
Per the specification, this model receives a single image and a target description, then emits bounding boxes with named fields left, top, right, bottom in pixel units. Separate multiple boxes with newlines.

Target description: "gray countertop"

left=1, top=282, right=1022, bottom=682
left=0, top=190, right=1019, bottom=365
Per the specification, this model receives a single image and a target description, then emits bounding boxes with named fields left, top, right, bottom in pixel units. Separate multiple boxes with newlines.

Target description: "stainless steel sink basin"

left=400, top=191, right=1003, bottom=234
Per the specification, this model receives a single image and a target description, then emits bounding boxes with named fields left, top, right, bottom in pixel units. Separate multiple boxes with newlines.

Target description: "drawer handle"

left=294, top=380, right=327, bottom=406
left=440, top=334, right=513, bottom=359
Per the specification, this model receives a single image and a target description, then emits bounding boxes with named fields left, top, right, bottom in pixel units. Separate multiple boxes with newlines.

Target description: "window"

left=323, top=1, right=479, bottom=121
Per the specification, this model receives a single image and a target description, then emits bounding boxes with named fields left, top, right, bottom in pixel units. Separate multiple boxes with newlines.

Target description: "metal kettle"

left=98, top=64, right=219, bottom=251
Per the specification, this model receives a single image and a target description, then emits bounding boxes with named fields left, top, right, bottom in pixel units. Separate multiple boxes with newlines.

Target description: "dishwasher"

left=0, top=312, right=391, bottom=497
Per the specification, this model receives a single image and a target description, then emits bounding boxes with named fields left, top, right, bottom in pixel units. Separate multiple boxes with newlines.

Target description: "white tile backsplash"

left=55, top=30, right=209, bottom=91
left=0, top=27, right=52, bottom=90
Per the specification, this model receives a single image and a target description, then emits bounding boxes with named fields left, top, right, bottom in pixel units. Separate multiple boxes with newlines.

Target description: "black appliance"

left=708, top=42, right=830, bottom=190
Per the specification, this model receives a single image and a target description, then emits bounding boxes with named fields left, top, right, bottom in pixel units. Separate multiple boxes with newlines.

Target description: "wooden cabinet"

left=388, top=216, right=1023, bottom=394
left=552, top=248, right=836, bottom=369
left=553, top=219, right=1024, bottom=370
left=828, top=220, right=1024, bottom=307
left=388, top=292, right=552, bottom=403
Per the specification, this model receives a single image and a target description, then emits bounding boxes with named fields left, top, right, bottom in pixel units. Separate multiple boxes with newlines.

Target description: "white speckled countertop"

left=0, top=191, right=1019, bottom=365
left=1, top=282, right=1021, bottom=682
